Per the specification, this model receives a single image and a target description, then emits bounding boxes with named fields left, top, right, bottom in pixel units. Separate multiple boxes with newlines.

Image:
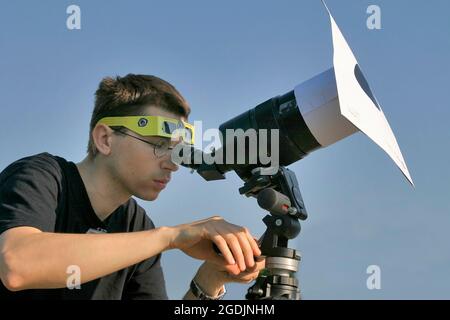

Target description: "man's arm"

left=183, top=263, right=225, bottom=300
left=0, top=216, right=261, bottom=294
left=0, top=226, right=172, bottom=291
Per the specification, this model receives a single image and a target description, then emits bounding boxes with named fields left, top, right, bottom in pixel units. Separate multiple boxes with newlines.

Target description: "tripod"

left=238, top=166, right=307, bottom=300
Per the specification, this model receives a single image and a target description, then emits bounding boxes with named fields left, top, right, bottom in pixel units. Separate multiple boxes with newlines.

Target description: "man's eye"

left=156, top=140, right=170, bottom=149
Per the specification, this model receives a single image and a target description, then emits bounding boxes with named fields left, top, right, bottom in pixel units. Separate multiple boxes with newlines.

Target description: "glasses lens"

left=184, top=127, right=192, bottom=144
left=172, top=121, right=193, bottom=144
left=163, top=121, right=177, bottom=134
left=154, top=140, right=171, bottom=158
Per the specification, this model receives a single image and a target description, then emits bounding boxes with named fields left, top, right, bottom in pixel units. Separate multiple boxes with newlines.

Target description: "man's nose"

left=161, top=154, right=179, bottom=172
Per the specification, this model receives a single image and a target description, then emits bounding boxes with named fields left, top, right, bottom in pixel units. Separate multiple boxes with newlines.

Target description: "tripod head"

left=240, top=166, right=306, bottom=300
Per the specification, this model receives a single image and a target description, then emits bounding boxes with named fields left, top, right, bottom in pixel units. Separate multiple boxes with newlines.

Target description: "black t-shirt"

left=0, top=152, right=168, bottom=300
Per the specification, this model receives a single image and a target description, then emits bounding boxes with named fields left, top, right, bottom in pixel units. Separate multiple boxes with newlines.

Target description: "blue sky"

left=1, top=0, right=449, bottom=299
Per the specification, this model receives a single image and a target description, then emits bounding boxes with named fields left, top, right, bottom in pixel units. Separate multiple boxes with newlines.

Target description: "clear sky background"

left=1, top=0, right=449, bottom=299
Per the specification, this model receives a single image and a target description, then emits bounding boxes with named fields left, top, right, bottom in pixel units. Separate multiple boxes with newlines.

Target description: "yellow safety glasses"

left=97, top=116, right=194, bottom=145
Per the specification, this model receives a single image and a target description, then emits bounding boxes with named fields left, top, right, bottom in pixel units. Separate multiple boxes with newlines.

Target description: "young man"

left=0, top=74, right=264, bottom=300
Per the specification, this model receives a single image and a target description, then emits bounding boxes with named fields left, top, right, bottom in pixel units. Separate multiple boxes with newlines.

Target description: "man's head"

left=87, top=74, right=191, bottom=201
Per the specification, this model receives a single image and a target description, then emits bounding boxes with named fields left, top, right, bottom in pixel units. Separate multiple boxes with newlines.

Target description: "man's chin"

left=137, top=189, right=160, bottom=201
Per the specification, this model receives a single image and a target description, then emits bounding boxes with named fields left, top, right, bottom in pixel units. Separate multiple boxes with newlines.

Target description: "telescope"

left=173, top=2, right=413, bottom=299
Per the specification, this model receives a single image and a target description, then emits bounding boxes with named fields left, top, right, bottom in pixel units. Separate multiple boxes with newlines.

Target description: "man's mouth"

left=153, top=178, right=170, bottom=189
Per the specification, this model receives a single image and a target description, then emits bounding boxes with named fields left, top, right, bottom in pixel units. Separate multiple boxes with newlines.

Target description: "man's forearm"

left=0, top=226, right=173, bottom=291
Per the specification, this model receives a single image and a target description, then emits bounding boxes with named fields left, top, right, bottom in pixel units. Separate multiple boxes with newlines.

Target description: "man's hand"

left=167, top=216, right=261, bottom=272
left=202, top=258, right=266, bottom=284
left=183, top=259, right=266, bottom=300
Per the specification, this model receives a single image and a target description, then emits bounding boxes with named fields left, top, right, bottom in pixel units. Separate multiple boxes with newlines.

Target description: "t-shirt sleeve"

left=0, top=154, right=61, bottom=235
left=122, top=206, right=169, bottom=300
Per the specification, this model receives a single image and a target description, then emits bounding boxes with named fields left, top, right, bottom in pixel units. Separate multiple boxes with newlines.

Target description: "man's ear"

left=92, top=124, right=114, bottom=156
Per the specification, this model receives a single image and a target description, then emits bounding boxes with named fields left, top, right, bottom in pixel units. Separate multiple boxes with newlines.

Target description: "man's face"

left=106, top=105, right=185, bottom=201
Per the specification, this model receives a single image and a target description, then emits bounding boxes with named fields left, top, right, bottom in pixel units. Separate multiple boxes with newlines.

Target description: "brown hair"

left=87, top=74, right=190, bottom=158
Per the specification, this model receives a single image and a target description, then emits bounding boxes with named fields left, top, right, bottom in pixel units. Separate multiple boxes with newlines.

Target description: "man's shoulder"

left=0, top=152, right=65, bottom=182
left=123, top=197, right=157, bottom=231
